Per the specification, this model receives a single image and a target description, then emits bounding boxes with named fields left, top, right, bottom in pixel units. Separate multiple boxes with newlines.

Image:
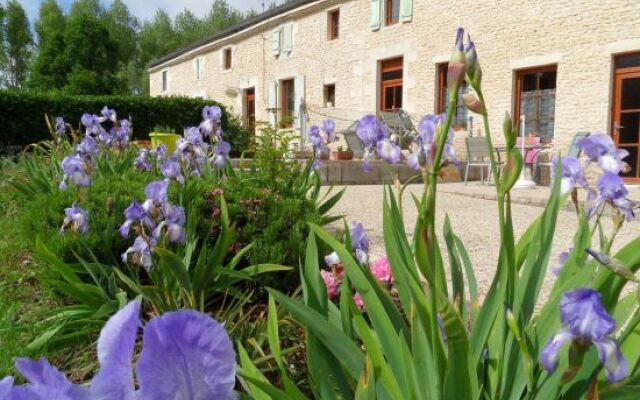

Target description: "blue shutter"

left=370, top=0, right=381, bottom=30
left=282, top=24, right=293, bottom=53
left=272, top=28, right=281, bottom=55
left=400, top=0, right=413, bottom=22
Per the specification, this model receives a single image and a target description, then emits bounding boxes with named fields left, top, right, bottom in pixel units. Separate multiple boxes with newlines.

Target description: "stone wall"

left=149, top=0, right=640, bottom=159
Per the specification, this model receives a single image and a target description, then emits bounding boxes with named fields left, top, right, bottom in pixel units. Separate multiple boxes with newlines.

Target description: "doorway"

left=613, top=52, right=640, bottom=181
left=245, top=88, right=256, bottom=134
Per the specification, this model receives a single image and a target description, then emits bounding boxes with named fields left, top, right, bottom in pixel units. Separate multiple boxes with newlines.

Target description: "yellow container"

left=149, top=132, right=182, bottom=153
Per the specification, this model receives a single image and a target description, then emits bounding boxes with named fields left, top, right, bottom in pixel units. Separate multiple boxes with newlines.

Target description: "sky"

left=19, top=0, right=282, bottom=24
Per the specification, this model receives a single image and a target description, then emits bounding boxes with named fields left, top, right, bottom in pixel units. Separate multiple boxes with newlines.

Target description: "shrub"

left=0, top=90, right=250, bottom=155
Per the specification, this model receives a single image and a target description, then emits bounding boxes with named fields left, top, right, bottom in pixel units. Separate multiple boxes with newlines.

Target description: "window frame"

left=328, top=9, right=340, bottom=40
left=380, top=57, right=403, bottom=112
left=436, top=62, right=469, bottom=130
left=385, top=0, right=400, bottom=26
left=280, top=78, right=295, bottom=128
left=513, top=64, right=558, bottom=140
left=223, top=48, right=232, bottom=71
left=324, top=83, right=336, bottom=107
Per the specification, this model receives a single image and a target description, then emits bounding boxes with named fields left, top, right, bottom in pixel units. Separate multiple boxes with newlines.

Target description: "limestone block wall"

left=149, top=0, right=640, bottom=159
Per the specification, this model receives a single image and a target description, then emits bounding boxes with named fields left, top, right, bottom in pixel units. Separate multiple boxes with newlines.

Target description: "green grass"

left=0, top=160, right=96, bottom=380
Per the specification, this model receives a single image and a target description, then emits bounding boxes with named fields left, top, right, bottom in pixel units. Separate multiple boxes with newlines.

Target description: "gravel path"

left=327, top=184, right=639, bottom=300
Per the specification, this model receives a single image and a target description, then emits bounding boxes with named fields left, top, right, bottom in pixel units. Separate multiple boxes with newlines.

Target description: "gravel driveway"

left=327, top=184, right=639, bottom=300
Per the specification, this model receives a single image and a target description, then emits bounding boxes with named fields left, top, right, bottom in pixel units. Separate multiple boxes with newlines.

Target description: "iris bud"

left=503, top=112, right=517, bottom=150
left=462, top=94, right=486, bottom=115
left=447, top=28, right=466, bottom=101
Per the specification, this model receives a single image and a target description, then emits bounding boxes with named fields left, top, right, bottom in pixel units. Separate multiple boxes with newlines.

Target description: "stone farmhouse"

left=149, top=0, right=640, bottom=182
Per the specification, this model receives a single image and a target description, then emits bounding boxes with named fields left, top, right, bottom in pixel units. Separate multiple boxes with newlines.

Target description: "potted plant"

left=149, top=125, right=182, bottom=153
left=333, top=145, right=354, bottom=161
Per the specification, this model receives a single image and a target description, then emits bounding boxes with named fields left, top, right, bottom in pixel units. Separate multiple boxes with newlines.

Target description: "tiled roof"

left=148, top=0, right=321, bottom=69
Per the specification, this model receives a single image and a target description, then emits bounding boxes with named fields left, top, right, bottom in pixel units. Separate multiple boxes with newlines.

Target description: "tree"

left=4, top=0, right=33, bottom=88
left=0, top=5, right=6, bottom=77
left=28, top=0, right=68, bottom=91
left=205, top=0, right=245, bottom=34
left=63, top=8, right=122, bottom=94
left=106, top=0, right=139, bottom=64
left=174, top=9, right=208, bottom=47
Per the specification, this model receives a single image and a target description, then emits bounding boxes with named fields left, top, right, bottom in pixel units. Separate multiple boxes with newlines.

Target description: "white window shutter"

left=370, top=0, right=381, bottom=30
left=268, top=81, right=277, bottom=127
left=294, top=76, right=305, bottom=129
left=272, top=28, right=282, bottom=55
left=400, top=0, right=413, bottom=22
left=282, top=24, right=293, bottom=53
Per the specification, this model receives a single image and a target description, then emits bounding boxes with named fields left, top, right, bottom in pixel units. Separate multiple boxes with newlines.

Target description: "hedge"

left=0, top=90, right=250, bottom=155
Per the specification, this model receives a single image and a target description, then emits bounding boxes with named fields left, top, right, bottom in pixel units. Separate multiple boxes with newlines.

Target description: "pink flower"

left=321, top=270, right=340, bottom=299
left=370, top=256, right=393, bottom=283
left=353, top=293, right=364, bottom=310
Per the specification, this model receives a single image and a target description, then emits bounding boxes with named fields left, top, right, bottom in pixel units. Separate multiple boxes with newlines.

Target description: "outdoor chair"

left=533, top=132, right=590, bottom=183
left=342, top=120, right=365, bottom=158
left=464, top=137, right=493, bottom=185
left=380, top=110, right=417, bottom=149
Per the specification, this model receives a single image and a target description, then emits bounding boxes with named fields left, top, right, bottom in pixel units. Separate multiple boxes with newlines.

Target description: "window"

left=324, top=84, right=336, bottom=107
left=162, top=71, right=168, bottom=92
left=436, top=63, right=469, bottom=130
left=514, top=66, right=557, bottom=140
left=380, top=57, right=403, bottom=111
left=223, top=48, right=232, bottom=70
left=281, top=79, right=295, bottom=127
left=385, top=0, right=400, bottom=26
left=195, top=57, right=204, bottom=80
left=328, top=9, right=340, bottom=40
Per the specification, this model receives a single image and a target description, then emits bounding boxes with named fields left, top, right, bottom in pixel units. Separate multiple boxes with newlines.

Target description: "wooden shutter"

left=268, top=81, right=277, bottom=127
left=400, top=0, right=413, bottom=22
left=282, top=24, right=293, bottom=53
left=370, top=0, right=381, bottom=30
left=272, top=28, right=282, bottom=55
left=294, top=76, right=305, bottom=129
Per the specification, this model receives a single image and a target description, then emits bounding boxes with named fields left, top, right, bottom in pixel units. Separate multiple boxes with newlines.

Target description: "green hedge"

left=0, top=90, right=250, bottom=154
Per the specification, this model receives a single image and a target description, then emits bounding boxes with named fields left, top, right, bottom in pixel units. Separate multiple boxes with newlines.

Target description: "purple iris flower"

left=100, top=106, right=117, bottom=122
left=322, top=119, right=337, bottom=142
left=356, top=115, right=387, bottom=172
left=54, top=117, right=66, bottom=136
left=577, top=134, right=629, bottom=174
left=407, top=114, right=457, bottom=170
left=200, top=105, right=222, bottom=138
left=377, top=136, right=401, bottom=165
left=59, top=155, right=90, bottom=190
left=134, top=149, right=152, bottom=172
left=556, top=156, right=588, bottom=195
left=0, top=300, right=236, bottom=398
left=59, top=203, right=89, bottom=235
left=144, top=180, right=169, bottom=208
left=212, top=141, right=231, bottom=169
left=161, top=156, right=185, bottom=185
left=540, top=288, right=627, bottom=382
left=119, top=201, right=155, bottom=238
left=76, top=135, right=98, bottom=158
left=153, top=203, right=186, bottom=244
left=81, top=113, right=102, bottom=136
left=122, top=235, right=155, bottom=271
left=588, top=173, right=636, bottom=221
left=350, top=222, right=369, bottom=264
left=356, top=115, right=385, bottom=148
left=156, top=144, right=168, bottom=159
